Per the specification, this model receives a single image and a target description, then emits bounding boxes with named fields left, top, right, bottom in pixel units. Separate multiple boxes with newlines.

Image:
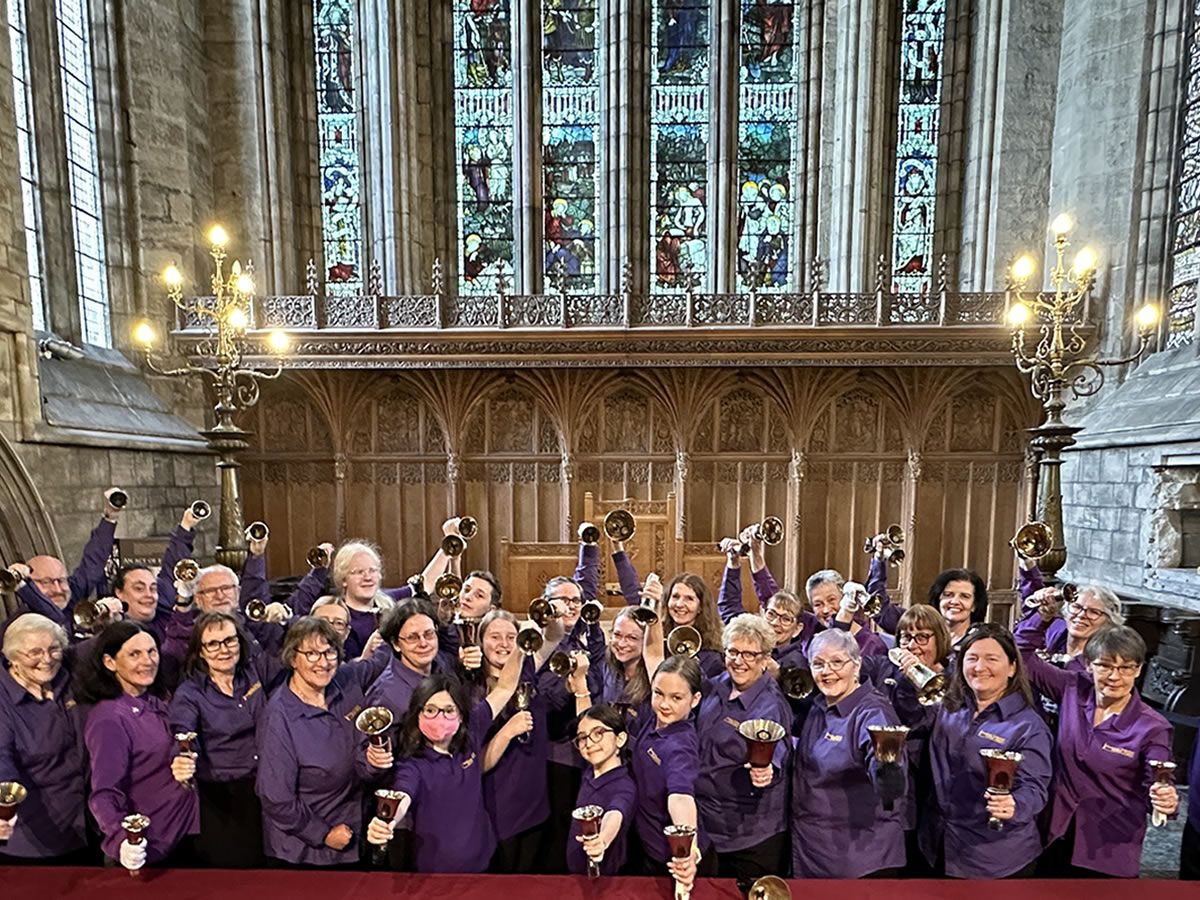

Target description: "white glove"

left=119, top=839, right=147, bottom=871
left=840, top=581, right=867, bottom=614
left=263, top=602, right=291, bottom=624
left=0, top=813, right=16, bottom=840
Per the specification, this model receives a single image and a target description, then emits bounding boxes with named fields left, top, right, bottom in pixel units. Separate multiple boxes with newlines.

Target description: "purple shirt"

left=255, top=667, right=371, bottom=866
left=0, top=666, right=87, bottom=857
left=567, top=765, right=637, bottom=875
left=346, top=606, right=381, bottom=659
left=592, top=656, right=652, bottom=730
left=790, top=682, right=906, bottom=878
left=238, top=554, right=330, bottom=618
left=482, top=665, right=551, bottom=841
left=1024, top=649, right=1172, bottom=877
left=17, top=517, right=116, bottom=629
left=750, top=566, right=824, bottom=657
left=629, top=718, right=706, bottom=864
left=921, top=690, right=1053, bottom=878
left=1189, top=732, right=1200, bottom=832
left=864, top=556, right=902, bottom=634
left=612, top=551, right=642, bottom=606
left=388, top=700, right=497, bottom=873
left=85, top=693, right=200, bottom=863
left=167, top=653, right=284, bottom=782
left=156, top=525, right=194, bottom=611
left=696, top=671, right=791, bottom=851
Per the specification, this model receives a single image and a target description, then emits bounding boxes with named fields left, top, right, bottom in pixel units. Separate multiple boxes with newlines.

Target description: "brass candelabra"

left=1007, top=214, right=1158, bottom=580
left=134, top=226, right=291, bottom=570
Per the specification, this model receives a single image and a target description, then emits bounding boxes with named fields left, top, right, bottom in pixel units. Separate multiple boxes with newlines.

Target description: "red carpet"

left=0, top=869, right=1194, bottom=898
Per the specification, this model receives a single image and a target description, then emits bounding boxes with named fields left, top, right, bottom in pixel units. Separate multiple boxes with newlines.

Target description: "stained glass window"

left=650, top=1, right=711, bottom=293
left=314, top=0, right=363, bottom=296
left=7, top=0, right=45, bottom=330
left=57, top=0, right=110, bottom=346
left=454, top=0, right=515, bottom=295
left=890, top=0, right=945, bottom=295
left=737, top=0, right=799, bottom=292
left=542, top=1, right=600, bottom=293
left=1167, top=0, right=1200, bottom=348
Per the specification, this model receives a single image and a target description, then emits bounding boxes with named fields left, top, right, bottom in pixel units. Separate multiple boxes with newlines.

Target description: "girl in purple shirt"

left=365, top=637, right=523, bottom=872
left=77, top=621, right=200, bottom=872
left=568, top=703, right=637, bottom=876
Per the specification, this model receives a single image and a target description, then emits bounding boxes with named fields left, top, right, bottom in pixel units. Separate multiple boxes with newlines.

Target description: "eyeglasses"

left=17, top=646, right=63, bottom=662
left=764, top=609, right=796, bottom=626
left=32, top=577, right=69, bottom=589
left=725, top=648, right=766, bottom=663
left=323, top=619, right=350, bottom=633
left=298, top=647, right=339, bottom=664
left=1091, top=660, right=1139, bottom=677
left=196, top=583, right=238, bottom=597
left=810, top=657, right=853, bottom=674
left=349, top=567, right=381, bottom=579
left=574, top=726, right=614, bottom=749
left=611, top=631, right=642, bottom=646
left=201, top=636, right=239, bottom=654
left=560, top=597, right=583, bottom=608
left=898, top=631, right=934, bottom=647
left=1066, top=603, right=1109, bottom=623
left=419, top=704, right=459, bottom=719
left=398, top=629, right=437, bottom=646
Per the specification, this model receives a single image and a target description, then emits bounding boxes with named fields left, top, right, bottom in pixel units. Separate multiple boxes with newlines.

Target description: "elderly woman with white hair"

left=696, top=613, right=792, bottom=880
left=1014, top=580, right=1124, bottom=673
left=162, top=564, right=288, bottom=663
left=0, top=613, right=89, bottom=862
left=790, top=628, right=907, bottom=878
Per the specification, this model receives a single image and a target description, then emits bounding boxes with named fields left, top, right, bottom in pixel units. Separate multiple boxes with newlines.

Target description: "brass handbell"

left=887, top=647, right=945, bottom=705
left=1010, top=521, right=1053, bottom=560
left=666, top=625, right=702, bottom=658
left=603, top=509, right=636, bottom=543
left=72, top=598, right=112, bottom=634
left=434, top=572, right=463, bottom=600
left=864, top=524, right=905, bottom=564
left=441, top=534, right=466, bottom=558
left=528, top=597, right=558, bottom=629
left=579, top=599, right=603, bottom=624
left=190, top=500, right=211, bottom=520
left=0, top=567, right=22, bottom=591
left=843, top=582, right=882, bottom=617
left=306, top=545, right=331, bottom=568
left=779, top=666, right=814, bottom=700
left=107, top=488, right=129, bottom=509
left=747, top=876, right=791, bottom=900
left=738, top=516, right=785, bottom=555
left=548, top=651, right=577, bottom=677
left=244, top=521, right=269, bottom=542
left=457, top=516, right=479, bottom=540
left=577, top=522, right=600, bottom=545
left=174, top=558, right=200, bottom=583
left=246, top=598, right=292, bottom=622
left=355, top=706, right=394, bottom=745
left=516, top=626, right=545, bottom=656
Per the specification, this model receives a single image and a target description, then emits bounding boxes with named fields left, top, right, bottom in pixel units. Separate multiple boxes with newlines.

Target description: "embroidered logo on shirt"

left=823, top=731, right=843, bottom=743
left=977, top=730, right=1007, bottom=746
left=462, top=753, right=476, bottom=770
left=64, top=699, right=76, bottom=710
left=344, top=704, right=363, bottom=722
left=647, top=748, right=662, bottom=766
left=1102, top=742, right=1135, bottom=759
left=244, top=682, right=262, bottom=700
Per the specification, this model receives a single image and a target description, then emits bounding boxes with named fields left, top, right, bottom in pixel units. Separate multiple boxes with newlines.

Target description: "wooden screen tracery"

left=239, top=366, right=1037, bottom=620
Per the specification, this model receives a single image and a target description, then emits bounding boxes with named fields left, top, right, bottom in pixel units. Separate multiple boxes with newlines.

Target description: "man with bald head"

left=10, top=489, right=124, bottom=632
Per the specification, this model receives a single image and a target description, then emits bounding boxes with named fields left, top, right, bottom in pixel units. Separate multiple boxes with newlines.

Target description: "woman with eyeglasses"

left=587, top=607, right=655, bottom=729
left=78, top=621, right=199, bottom=872
left=920, top=624, right=1052, bottom=878
left=1015, top=582, right=1123, bottom=673
left=696, top=614, right=792, bottom=881
left=167, top=611, right=286, bottom=867
left=331, top=541, right=396, bottom=659
left=255, top=616, right=390, bottom=867
left=790, top=629, right=907, bottom=878
left=567, top=703, right=636, bottom=875
left=364, top=648, right=523, bottom=872
left=0, top=613, right=90, bottom=862
left=1014, top=618, right=1176, bottom=878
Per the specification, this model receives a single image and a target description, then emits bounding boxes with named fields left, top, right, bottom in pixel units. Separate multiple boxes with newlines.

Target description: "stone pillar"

left=786, top=449, right=806, bottom=592
left=560, top=451, right=574, bottom=541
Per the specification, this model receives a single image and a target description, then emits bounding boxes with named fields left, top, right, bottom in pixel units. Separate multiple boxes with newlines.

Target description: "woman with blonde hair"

left=330, top=540, right=396, bottom=658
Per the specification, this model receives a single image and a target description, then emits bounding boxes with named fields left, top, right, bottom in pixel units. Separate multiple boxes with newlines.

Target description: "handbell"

left=887, top=647, right=945, bottom=705
left=603, top=509, right=636, bottom=543
left=630, top=600, right=659, bottom=627
left=457, top=516, right=479, bottom=540
left=528, top=597, right=558, bottom=629
left=190, top=500, right=211, bottom=520
left=548, top=651, right=577, bottom=677
left=666, top=625, right=702, bottom=658
left=747, top=876, right=791, bottom=900
left=434, top=572, right=463, bottom=600
left=174, top=558, right=200, bottom=583
left=355, top=706, right=394, bottom=746
left=738, top=718, right=785, bottom=768
left=0, top=781, right=28, bottom=821
left=0, top=567, right=21, bottom=591
left=578, top=522, right=600, bottom=545
left=738, top=516, right=785, bottom=555
left=245, top=521, right=269, bottom=542
left=1149, top=760, right=1177, bottom=827
left=516, top=626, right=544, bottom=655
left=306, top=545, right=331, bottom=569
left=779, top=666, right=814, bottom=700
left=1060, top=583, right=1079, bottom=605
left=107, top=488, right=129, bottom=509
left=580, top=599, right=603, bottom=624
left=1010, top=521, right=1053, bottom=560
left=867, top=724, right=910, bottom=765
left=245, top=598, right=267, bottom=621
left=441, top=534, right=466, bottom=558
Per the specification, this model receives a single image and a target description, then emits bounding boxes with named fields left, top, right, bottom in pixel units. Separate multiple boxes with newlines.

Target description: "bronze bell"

left=1010, top=521, right=1054, bottom=560
left=603, top=509, right=636, bottom=542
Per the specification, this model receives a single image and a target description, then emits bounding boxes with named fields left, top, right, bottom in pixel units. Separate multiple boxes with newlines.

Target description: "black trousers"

left=1181, top=820, right=1200, bottom=881
left=195, top=776, right=264, bottom=868
left=716, top=832, right=788, bottom=883
left=491, top=822, right=546, bottom=874
left=1037, top=821, right=1115, bottom=879
left=542, top=760, right=581, bottom=874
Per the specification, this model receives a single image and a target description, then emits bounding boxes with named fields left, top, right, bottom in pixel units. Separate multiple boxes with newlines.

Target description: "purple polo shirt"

left=0, top=666, right=87, bottom=857
left=866, top=557, right=902, bottom=635
left=592, top=656, right=652, bottom=731
left=750, top=566, right=825, bottom=657
left=859, top=656, right=932, bottom=831
left=612, top=551, right=642, bottom=606
left=167, top=653, right=284, bottom=782
left=790, top=682, right=906, bottom=878
left=630, top=718, right=706, bottom=864
left=567, top=765, right=637, bottom=875
left=16, top=516, right=116, bottom=629
left=1024, top=649, right=1172, bottom=877
left=696, top=671, right=791, bottom=852
left=483, top=660, right=551, bottom=841
left=255, top=667, right=370, bottom=866
left=545, top=614, right=606, bottom=768
left=157, top=525, right=194, bottom=610
left=1189, top=733, right=1200, bottom=832
left=85, top=692, right=200, bottom=863
left=388, top=700, right=497, bottom=873
left=921, top=690, right=1053, bottom=878
left=346, top=606, right=382, bottom=659
left=239, top=554, right=330, bottom=618
left=1014, top=607, right=1069, bottom=657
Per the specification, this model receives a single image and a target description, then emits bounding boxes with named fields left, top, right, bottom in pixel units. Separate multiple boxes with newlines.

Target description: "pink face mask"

left=418, top=713, right=460, bottom=744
